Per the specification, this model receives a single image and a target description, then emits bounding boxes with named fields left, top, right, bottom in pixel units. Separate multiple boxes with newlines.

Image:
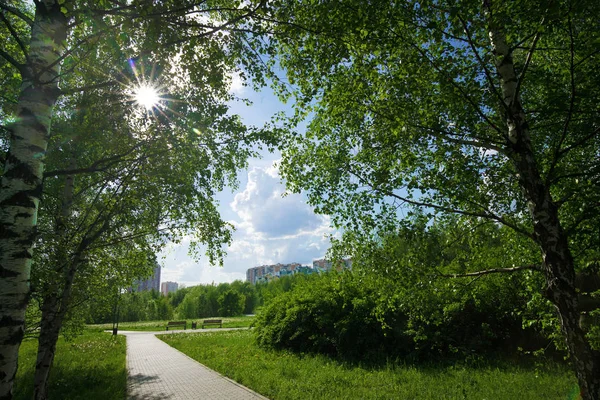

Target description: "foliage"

left=263, top=0, right=600, bottom=394
left=255, top=219, right=551, bottom=361
left=254, top=272, right=387, bottom=360
left=161, top=330, right=576, bottom=400
left=218, top=289, right=246, bottom=317
left=87, top=289, right=172, bottom=324
left=0, top=0, right=276, bottom=395
left=87, top=279, right=272, bottom=323
left=254, top=271, right=535, bottom=361
left=268, top=0, right=600, bottom=248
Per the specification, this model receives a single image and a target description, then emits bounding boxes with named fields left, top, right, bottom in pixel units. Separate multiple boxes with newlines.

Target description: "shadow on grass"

left=14, top=334, right=127, bottom=400
left=275, top=341, right=570, bottom=377
left=15, top=365, right=127, bottom=400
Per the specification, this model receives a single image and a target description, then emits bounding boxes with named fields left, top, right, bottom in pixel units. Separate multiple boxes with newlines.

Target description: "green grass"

left=13, top=330, right=127, bottom=400
left=89, top=315, right=255, bottom=332
left=160, top=330, right=579, bottom=400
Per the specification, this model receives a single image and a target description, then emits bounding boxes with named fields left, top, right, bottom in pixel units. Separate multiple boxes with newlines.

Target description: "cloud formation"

left=160, top=161, right=336, bottom=286
left=231, top=164, right=324, bottom=237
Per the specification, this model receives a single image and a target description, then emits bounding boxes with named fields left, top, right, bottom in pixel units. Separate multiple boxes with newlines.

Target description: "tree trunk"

left=32, top=260, right=79, bottom=400
left=32, top=296, right=63, bottom=400
left=33, top=155, right=77, bottom=400
left=487, top=9, right=600, bottom=399
left=0, top=3, right=67, bottom=399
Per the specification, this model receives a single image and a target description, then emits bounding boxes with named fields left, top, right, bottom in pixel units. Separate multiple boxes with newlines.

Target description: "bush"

left=254, top=271, right=543, bottom=362
left=254, top=272, right=404, bottom=360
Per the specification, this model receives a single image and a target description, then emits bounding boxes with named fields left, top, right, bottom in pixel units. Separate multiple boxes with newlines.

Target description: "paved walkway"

left=121, top=330, right=268, bottom=400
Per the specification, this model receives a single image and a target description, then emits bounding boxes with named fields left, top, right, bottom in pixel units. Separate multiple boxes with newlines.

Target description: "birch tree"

left=267, top=0, right=600, bottom=397
left=0, top=1, right=269, bottom=398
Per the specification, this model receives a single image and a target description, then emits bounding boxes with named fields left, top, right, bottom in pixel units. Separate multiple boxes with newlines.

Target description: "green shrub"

left=254, top=272, right=405, bottom=360
left=254, top=271, right=543, bottom=362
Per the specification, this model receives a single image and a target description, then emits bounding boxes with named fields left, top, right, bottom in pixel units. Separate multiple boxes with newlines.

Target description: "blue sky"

left=158, top=78, right=336, bottom=286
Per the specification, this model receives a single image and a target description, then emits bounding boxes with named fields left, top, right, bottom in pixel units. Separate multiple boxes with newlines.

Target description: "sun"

left=133, top=84, right=161, bottom=110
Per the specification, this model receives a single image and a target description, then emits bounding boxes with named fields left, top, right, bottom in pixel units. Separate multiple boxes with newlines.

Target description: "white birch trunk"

left=486, top=5, right=600, bottom=399
left=0, top=3, right=67, bottom=399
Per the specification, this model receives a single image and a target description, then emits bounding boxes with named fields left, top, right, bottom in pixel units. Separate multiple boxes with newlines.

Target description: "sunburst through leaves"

left=126, top=59, right=168, bottom=116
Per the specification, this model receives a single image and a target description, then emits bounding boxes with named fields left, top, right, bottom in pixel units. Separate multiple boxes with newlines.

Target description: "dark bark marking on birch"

left=10, top=250, right=33, bottom=260
left=4, top=330, right=24, bottom=347
left=2, top=161, right=38, bottom=184
left=0, top=316, right=24, bottom=331
left=0, top=191, right=37, bottom=208
left=17, top=108, right=47, bottom=137
left=0, top=226, right=19, bottom=239
left=15, top=233, right=37, bottom=247
left=26, top=144, right=47, bottom=155
left=14, top=212, right=33, bottom=220
left=0, top=267, right=20, bottom=278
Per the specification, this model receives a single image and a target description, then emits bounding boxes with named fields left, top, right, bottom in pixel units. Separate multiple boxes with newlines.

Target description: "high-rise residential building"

left=132, top=262, right=161, bottom=292
left=246, top=262, right=303, bottom=284
left=161, top=281, right=178, bottom=296
left=246, top=259, right=353, bottom=285
left=312, top=258, right=352, bottom=272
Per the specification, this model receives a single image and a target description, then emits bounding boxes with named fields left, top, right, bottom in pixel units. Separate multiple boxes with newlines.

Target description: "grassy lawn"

left=160, top=330, right=579, bottom=400
left=89, top=315, right=255, bottom=332
left=13, top=330, right=127, bottom=400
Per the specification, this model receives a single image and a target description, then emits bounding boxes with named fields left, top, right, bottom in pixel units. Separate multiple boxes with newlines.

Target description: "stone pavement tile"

left=123, top=330, right=268, bottom=400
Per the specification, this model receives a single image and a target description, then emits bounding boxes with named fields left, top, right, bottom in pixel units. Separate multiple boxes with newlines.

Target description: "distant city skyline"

left=246, top=258, right=352, bottom=285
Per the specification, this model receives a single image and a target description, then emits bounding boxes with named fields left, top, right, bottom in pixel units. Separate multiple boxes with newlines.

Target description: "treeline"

left=87, top=275, right=311, bottom=324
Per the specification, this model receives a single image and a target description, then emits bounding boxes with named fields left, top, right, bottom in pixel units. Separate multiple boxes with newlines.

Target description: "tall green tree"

left=267, top=0, right=600, bottom=397
left=0, top=1, right=271, bottom=398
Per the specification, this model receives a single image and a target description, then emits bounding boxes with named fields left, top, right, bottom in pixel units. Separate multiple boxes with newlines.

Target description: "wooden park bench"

left=201, top=319, right=222, bottom=329
left=166, top=321, right=187, bottom=331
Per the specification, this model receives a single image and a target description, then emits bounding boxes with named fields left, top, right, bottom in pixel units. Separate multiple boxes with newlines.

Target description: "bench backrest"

left=168, top=321, right=186, bottom=325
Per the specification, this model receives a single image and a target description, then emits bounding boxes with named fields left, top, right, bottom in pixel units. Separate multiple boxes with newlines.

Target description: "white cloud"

left=228, top=70, right=245, bottom=95
left=231, top=163, right=326, bottom=238
left=159, top=161, right=336, bottom=286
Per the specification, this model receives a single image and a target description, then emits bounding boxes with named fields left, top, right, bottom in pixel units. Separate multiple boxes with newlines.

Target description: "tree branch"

left=514, top=28, right=543, bottom=102
left=44, top=143, right=145, bottom=178
left=560, top=125, right=599, bottom=158
left=156, top=0, right=266, bottom=49
left=440, top=264, right=540, bottom=278
left=0, top=3, right=33, bottom=26
left=0, top=47, right=26, bottom=75
left=457, top=13, right=505, bottom=110
left=411, top=123, right=506, bottom=155
left=44, top=21, right=123, bottom=73
left=401, top=35, right=504, bottom=135
left=385, top=190, right=534, bottom=239
left=344, top=164, right=534, bottom=240
left=0, top=11, right=29, bottom=58
left=547, top=15, right=577, bottom=185
left=59, top=80, right=122, bottom=97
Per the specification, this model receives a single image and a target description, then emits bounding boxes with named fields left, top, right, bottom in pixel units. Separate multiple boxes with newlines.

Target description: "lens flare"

left=134, top=84, right=160, bottom=110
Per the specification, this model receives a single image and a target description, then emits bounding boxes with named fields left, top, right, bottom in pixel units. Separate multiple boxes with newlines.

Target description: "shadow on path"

left=128, top=373, right=159, bottom=385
